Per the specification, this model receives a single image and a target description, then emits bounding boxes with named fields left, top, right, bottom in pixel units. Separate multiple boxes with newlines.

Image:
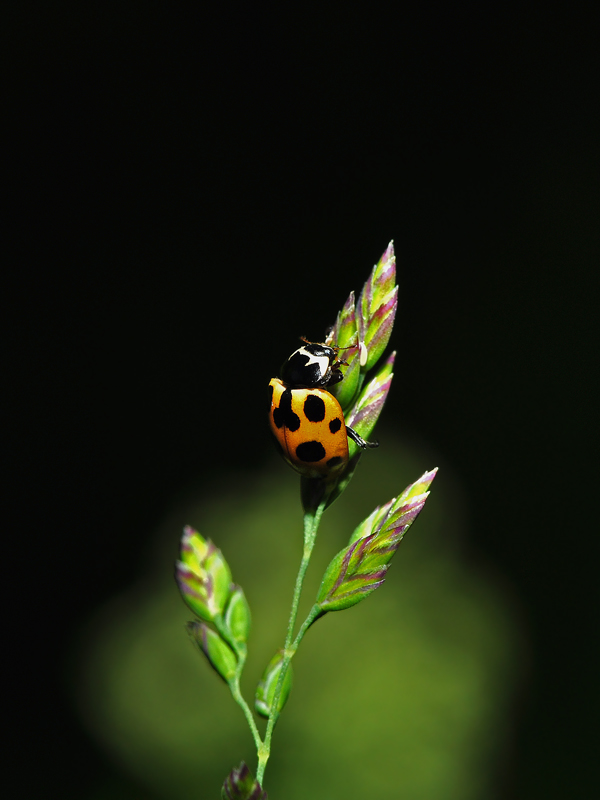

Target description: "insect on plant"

left=175, top=242, right=437, bottom=798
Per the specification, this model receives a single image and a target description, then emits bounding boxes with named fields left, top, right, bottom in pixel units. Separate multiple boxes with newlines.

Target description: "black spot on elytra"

left=329, top=417, right=342, bottom=434
left=303, top=394, right=326, bottom=422
left=272, top=388, right=300, bottom=431
left=296, top=440, right=326, bottom=463
left=326, top=456, right=343, bottom=468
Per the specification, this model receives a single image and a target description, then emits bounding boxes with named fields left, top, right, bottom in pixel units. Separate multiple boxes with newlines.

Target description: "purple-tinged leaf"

left=357, top=242, right=396, bottom=342
left=345, top=352, right=395, bottom=457
left=328, top=290, right=358, bottom=350
left=222, top=762, right=268, bottom=800
left=175, top=526, right=232, bottom=622
left=349, top=468, right=438, bottom=546
left=315, top=468, right=437, bottom=612
left=315, top=533, right=390, bottom=612
left=362, top=285, right=398, bottom=371
left=372, top=240, right=397, bottom=298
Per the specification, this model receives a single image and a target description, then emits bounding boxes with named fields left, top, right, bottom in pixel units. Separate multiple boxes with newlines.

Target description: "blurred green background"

left=77, top=440, right=521, bottom=799
left=7, top=3, right=598, bottom=799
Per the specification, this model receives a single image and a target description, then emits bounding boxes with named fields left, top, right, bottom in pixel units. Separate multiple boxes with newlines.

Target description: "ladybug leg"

left=326, top=369, right=345, bottom=386
left=332, top=357, right=349, bottom=368
left=346, top=425, right=379, bottom=449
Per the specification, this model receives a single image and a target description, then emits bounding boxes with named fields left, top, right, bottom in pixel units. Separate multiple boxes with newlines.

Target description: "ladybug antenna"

left=299, top=334, right=357, bottom=354
left=336, top=333, right=360, bottom=352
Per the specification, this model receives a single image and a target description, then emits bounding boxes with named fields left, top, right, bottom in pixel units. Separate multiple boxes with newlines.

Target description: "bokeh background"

left=8, top=4, right=598, bottom=799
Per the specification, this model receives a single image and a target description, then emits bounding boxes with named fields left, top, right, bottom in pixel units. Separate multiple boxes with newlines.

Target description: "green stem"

left=214, top=618, right=263, bottom=754
left=229, top=671, right=263, bottom=753
left=291, top=602, right=322, bottom=651
left=256, top=498, right=327, bottom=784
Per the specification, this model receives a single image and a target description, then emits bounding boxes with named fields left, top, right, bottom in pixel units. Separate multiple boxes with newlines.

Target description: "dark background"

left=7, top=4, right=598, bottom=798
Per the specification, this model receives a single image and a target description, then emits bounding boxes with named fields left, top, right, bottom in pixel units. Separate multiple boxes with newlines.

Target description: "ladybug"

left=268, top=339, right=378, bottom=478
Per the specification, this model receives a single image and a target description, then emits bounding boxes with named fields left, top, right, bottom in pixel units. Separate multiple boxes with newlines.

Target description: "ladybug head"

left=281, top=340, right=344, bottom=389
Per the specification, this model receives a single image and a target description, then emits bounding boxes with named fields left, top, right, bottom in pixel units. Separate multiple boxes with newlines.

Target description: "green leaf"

left=222, top=762, right=268, bottom=799
left=223, top=585, right=251, bottom=645
left=348, top=497, right=395, bottom=546
left=175, top=526, right=232, bottom=622
left=328, top=291, right=362, bottom=410
left=255, top=650, right=293, bottom=719
left=186, top=621, right=237, bottom=683
left=333, top=340, right=362, bottom=412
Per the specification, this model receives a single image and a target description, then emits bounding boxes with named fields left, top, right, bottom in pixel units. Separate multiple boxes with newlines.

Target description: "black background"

left=7, top=4, right=599, bottom=798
